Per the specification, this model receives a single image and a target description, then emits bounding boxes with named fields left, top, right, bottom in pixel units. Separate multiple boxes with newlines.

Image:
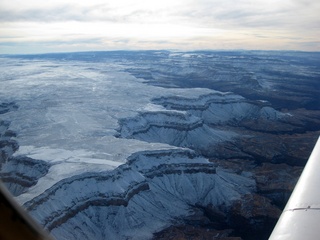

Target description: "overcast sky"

left=0, top=0, right=319, bottom=54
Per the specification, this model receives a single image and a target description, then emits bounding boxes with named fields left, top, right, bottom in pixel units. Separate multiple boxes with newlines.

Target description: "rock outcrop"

left=1, top=156, right=50, bottom=196
left=0, top=103, right=19, bottom=164
left=1, top=51, right=319, bottom=240
left=0, top=102, right=50, bottom=196
left=22, top=149, right=255, bottom=240
left=116, top=110, right=236, bottom=155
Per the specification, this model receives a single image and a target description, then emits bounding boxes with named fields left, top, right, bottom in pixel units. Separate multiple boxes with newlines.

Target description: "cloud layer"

left=0, top=0, right=319, bottom=53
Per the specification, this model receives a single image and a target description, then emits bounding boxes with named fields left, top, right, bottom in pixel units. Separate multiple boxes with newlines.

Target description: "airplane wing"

left=0, top=180, right=54, bottom=240
left=269, top=136, right=320, bottom=240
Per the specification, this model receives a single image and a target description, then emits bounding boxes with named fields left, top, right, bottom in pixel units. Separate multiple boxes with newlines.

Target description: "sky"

left=0, top=0, right=319, bottom=54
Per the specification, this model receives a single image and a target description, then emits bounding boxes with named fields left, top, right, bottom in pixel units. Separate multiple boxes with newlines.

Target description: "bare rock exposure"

left=0, top=51, right=319, bottom=239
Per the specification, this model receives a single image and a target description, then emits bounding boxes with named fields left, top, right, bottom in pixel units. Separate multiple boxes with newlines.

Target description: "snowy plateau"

left=0, top=51, right=320, bottom=240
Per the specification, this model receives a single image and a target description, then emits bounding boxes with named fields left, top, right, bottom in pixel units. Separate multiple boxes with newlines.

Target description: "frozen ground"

left=1, top=51, right=319, bottom=240
left=0, top=56, right=217, bottom=203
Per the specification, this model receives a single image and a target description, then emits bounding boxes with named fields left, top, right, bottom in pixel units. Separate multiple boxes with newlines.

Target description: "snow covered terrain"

left=23, top=149, right=255, bottom=240
left=0, top=54, right=253, bottom=239
left=0, top=51, right=319, bottom=240
left=0, top=57, right=214, bottom=198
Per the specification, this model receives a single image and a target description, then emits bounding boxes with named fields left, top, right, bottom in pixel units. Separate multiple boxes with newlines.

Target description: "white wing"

left=269, top=136, right=320, bottom=240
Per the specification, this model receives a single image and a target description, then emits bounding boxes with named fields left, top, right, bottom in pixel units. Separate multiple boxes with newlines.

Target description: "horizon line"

left=1, top=48, right=320, bottom=56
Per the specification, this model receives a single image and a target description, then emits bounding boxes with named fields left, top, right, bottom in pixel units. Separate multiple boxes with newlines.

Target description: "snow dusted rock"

left=0, top=102, right=19, bottom=115
left=23, top=149, right=255, bottom=240
left=116, top=110, right=237, bottom=154
left=116, top=92, right=287, bottom=157
left=1, top=51, right=319, bottom=240
left=0, top=138, right=18, bottom=163
left=153, top=93, right=287, bottom=126
left=0, top=118, right=19, bottom=163
left=0, top=156, right=50, bottom=196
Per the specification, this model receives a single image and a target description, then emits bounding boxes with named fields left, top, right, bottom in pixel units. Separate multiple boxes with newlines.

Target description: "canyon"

left=0, top=51, right=319, bottom=239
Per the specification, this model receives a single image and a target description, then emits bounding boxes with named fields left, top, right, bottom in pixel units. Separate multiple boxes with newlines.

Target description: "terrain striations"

left=0, top=50, right=319, bottom=240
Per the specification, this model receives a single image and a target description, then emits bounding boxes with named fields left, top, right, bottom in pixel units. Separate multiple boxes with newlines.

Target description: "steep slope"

left=0, top=102, right=50, bottom=196
left=23, top=149, right=255, bottom=240
left=116, top=92, right=294, bottom=158
left=152, top=93, right=292, bottom=131
left=0, top=51, right=319, bottom=240
left=1, top=156, right=50, bottom=196
left=116, top=110, right=236, bottom=154
left=0, top=102, right=19, bottom=163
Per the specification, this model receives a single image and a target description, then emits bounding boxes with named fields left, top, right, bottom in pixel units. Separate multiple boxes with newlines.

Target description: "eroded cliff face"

left=0, top=103, right=19, bottom=164
left=116, top=92, right=317, bottom=163
left=0, top=51, right=319, bottom=240
left=0, top=103, right=51, bottom=196
left=21, top=91, right=315, bottom=240
left=23, top=149, right=255, bottom=240
left=116, top=109, right=237, bottom=155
